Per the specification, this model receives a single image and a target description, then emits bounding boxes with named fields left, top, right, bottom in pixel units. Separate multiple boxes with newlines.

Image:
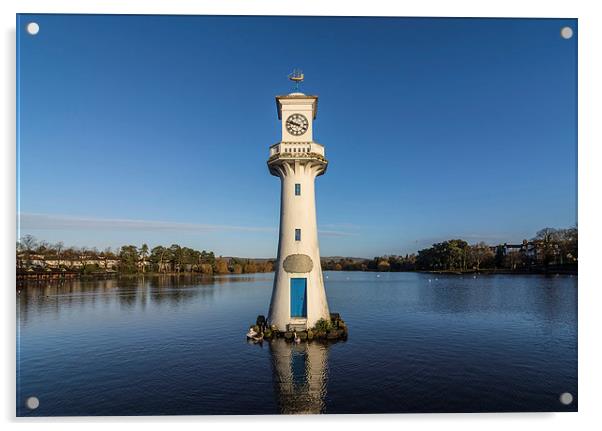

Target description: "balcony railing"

left=268, top=142, right=326, bottom=163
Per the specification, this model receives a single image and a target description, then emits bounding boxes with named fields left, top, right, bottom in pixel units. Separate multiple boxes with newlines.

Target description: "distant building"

left=492, top=241, right=535, bottom=257
left=17, top=254, right=119, bottom=270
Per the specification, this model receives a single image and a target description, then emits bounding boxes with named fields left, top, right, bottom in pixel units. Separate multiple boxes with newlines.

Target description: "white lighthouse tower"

left=267, top=70, right=330, bottom=331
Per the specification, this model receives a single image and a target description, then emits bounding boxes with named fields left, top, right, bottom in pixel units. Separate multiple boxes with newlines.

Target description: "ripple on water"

left=17, top=272, right=577, bottom=415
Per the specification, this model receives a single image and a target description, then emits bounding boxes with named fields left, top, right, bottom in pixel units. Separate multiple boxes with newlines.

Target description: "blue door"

left=290, top=278, right=307, bottom=317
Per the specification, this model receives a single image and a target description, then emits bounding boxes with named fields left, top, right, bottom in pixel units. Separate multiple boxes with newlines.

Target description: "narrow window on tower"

left=295, top=229, right=301, bottom=241
left=295, top=183, right=301, bottom=196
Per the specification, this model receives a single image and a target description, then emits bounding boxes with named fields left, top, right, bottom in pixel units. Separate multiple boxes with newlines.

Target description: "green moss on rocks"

left=313, top=318, right=332, bottom=332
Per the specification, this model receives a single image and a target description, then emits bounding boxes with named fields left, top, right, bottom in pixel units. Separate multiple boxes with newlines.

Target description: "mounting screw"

left=26, top=396, right=39, bottom=410
left=26, top=22, right=40, bottom=35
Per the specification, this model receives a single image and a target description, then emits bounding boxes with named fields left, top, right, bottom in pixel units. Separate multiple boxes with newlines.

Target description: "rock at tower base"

left=247, top=313, right=348, bottom=343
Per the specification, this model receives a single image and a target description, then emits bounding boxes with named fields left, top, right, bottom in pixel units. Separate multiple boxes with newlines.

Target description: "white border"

left=2, top=1, right=600, bottom=430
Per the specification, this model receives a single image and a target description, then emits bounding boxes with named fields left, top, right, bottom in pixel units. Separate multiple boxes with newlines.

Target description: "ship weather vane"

left=288, top=68, right=304, bottom=92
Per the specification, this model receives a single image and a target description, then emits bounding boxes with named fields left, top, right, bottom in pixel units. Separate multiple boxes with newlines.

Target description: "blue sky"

left=17, top=15, right=577, bottom=258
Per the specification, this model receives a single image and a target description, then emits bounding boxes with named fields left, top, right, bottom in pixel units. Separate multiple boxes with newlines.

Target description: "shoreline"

left=17, top=267, right=577, bottom=286
left=417, top=268, right=577, bottom=276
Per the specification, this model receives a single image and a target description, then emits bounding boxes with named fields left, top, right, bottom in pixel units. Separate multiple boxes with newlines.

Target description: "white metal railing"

left=269, top=142, right=325, bottom=158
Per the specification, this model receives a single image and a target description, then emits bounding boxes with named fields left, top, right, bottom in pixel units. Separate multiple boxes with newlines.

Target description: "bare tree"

left=468, top=242, right=495, bottom=270
left=20, top=234, right=37, bottom=252
left=18, top=235, right=38, bottom=267
left=140, top=244, right=149, bottom=274
left=55, top=241, right=64, bottom=268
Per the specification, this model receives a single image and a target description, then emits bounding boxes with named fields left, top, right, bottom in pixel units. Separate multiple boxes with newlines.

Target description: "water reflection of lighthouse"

left=269, top=339, right=329, bottom=414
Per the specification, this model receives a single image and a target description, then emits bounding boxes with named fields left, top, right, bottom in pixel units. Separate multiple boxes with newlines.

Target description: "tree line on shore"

left=17, top=226, right=577, bottom=276
left=16, top=235, right=273, bottom=275
left=322, top=227, right=578, bottom=273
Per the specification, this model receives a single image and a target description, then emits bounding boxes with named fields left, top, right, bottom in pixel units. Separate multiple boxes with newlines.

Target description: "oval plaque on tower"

left=283, top=254, right=313, bottom=273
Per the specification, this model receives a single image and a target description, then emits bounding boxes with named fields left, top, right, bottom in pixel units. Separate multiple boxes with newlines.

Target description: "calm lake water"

left=16, top=271, right=577, bottom=416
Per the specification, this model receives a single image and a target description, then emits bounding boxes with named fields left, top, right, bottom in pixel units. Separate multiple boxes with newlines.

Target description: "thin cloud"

left=18, top=213, right=356, bottom=237
left=319, top=230, right=358, bottom=237
left=19, top=213, right=275, bottom=233
left=320, top=223, right=361, bottom=231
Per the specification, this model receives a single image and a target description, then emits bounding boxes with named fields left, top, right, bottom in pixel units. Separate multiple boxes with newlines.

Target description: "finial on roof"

left=288, top=68, right=304, bottom=93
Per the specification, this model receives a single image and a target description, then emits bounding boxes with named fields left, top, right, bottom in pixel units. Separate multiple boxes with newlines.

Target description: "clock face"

left=285, top=113, right=309, bottom=136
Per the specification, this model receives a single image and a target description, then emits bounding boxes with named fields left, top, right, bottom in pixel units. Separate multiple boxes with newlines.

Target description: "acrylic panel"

left=16, top=14, right=577, bottom=416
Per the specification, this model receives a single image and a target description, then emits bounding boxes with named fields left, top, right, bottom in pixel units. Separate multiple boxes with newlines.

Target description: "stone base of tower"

left=246, top=313, right=348, bottom=344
